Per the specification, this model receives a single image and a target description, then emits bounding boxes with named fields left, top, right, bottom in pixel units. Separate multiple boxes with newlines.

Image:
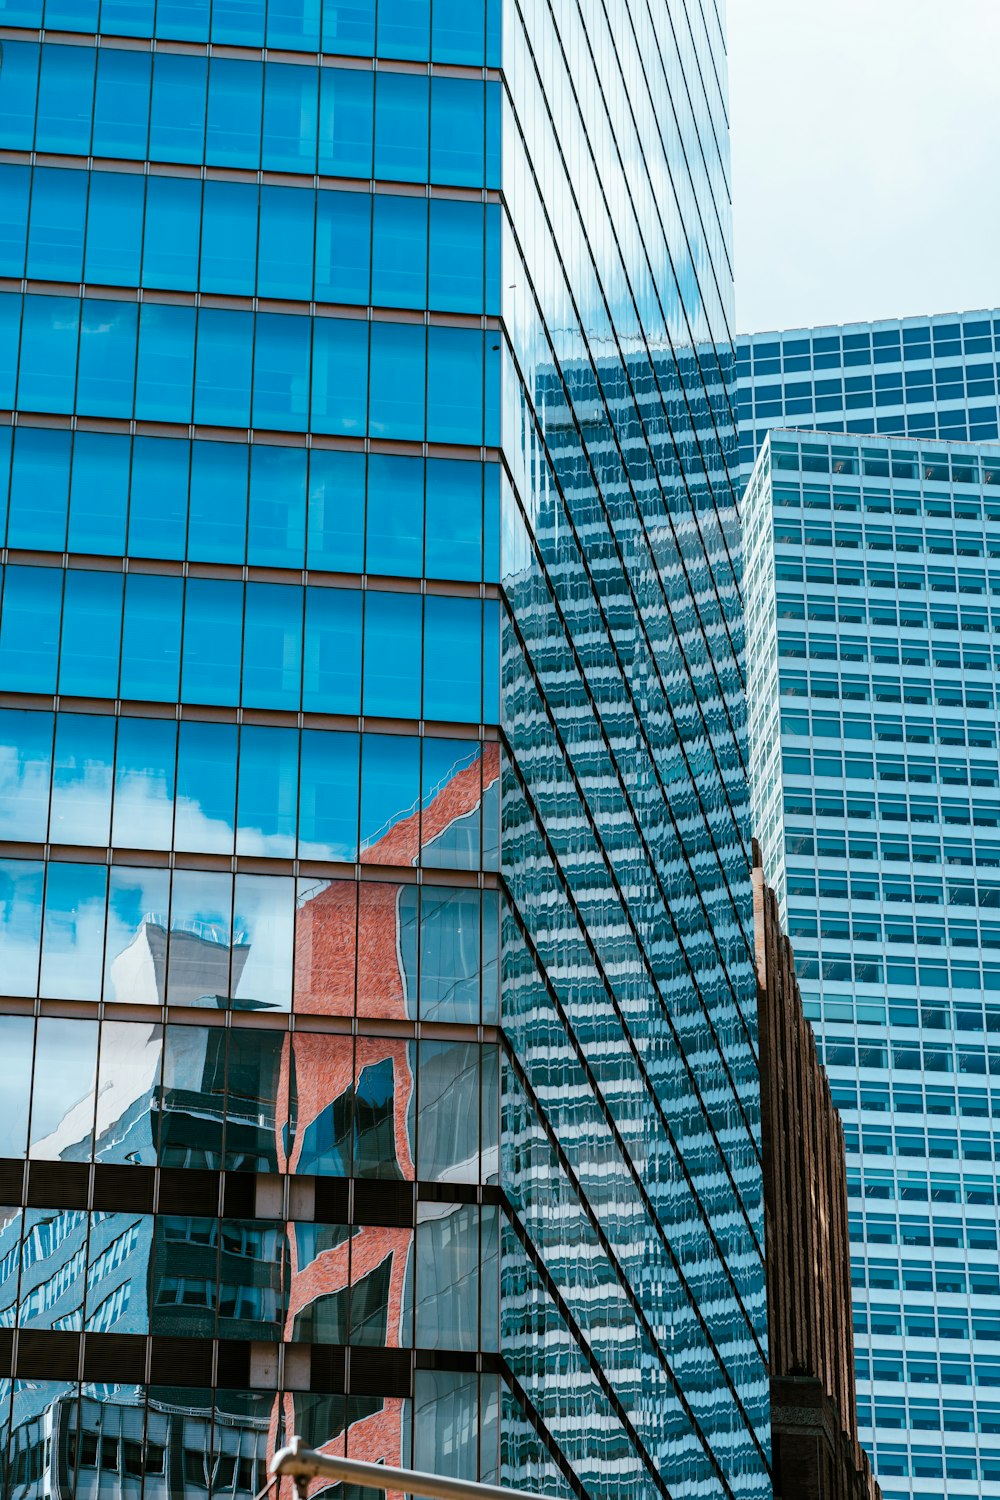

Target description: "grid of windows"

left=746, top=427, right=1000, bottom=1500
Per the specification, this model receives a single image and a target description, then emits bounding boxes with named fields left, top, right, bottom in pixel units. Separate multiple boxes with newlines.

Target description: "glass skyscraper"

left=745, top=418, right=1000, bottom=1498
left=0, top=4, right=768, bottom=1499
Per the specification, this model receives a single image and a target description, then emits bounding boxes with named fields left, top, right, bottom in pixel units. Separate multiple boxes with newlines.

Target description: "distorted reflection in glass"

left=39, top=860, right=108, bottom=1001
left=0, top=858, right=43, bottom=996
left=420, top=737, right=481, bottom=870
left=174, top=719, right=237, bottom=855
left=415, top=1203, right=480, bottom=1349
left=224, top=1028, right=284, bottom=1172
left=29, top=1016, right=98, bottom=1161
left=0, top=1207, right=22, bottom=1328
left=293, top=877, right=357, bottom=1017
left=143, top=1387, right=215, bottom=1500
left=210, top=1389, right=277, bottom=1499
left=85, top=1211, right=153, bottom=1334
left=354, top=1036, right=416, bottom=1181
left=0, top=708, right=52, bottom=841
left=76, top=1384, right=149, bottom=1500
left=93, top=1021, right=162, bottom=1166
left=286, top=1032, right=353, bottom=1177
left=7, top=1381, right=79, bottom=1500
left=356, top=880, right=417, bottom=1022
left=111, top=714, right=177, bottom=851
left=413, top=1371, right=479, bottom=1484
left=152, top=1215, right=219, bottom=1340
left=158, top=1023, right=227, bottom=1170
left=104, top=865, right=171, bottom=1005
left=480, top=1044, right=499, bottom=1185
left=231, top=873, right=294, bottom=1012
left=19, top=1207, right=87, bottom=1329
left=359, top=733, right=419, bottom=864
left=166, top=868, right=234, bottom=1006
left=0, top=1016, right=32, bottom=1157
left=417, top=1040, right=479, bottom=1183
left=48, top=713, right=115, bottom=847
left=418, top=886, right=480, bottom=1023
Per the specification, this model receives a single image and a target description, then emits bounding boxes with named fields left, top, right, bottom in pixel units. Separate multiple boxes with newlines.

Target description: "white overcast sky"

left=727, top=0, right=1000, bottom=334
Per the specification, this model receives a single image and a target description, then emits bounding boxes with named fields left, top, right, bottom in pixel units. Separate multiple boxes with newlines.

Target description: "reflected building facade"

left=0, top=3, right=767, bottom=1498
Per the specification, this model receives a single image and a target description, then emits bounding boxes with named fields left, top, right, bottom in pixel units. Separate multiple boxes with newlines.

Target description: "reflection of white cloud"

left=0, top=744, right=50, bottom=840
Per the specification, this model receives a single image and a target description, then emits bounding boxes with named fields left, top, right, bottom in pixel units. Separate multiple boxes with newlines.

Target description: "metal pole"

left=269, top=1438, right=551, bottom=1500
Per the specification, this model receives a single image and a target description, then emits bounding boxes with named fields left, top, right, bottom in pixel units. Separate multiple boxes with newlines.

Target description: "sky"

left=727, top=0, right=1000, bottom=335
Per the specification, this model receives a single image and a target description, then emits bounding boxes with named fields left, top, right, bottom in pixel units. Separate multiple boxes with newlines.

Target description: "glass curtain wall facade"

left=745, top=427, right=1000, bottom=1500
left=0, top=3, right=768, bottom=1498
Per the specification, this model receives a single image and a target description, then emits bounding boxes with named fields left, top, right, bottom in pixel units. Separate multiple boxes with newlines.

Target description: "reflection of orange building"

left=274, top=741, right=499, bottom=1492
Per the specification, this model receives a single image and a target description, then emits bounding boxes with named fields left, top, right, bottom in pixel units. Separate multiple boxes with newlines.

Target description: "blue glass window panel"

left=0, top=709, right=52, bottom=842
left=318, top=69, right=373, bottom=177
left=0, top=427, right=10, bottom=543
left=485, top=82, right=500, bottom=188
left=372, top=196, right=427, bottom=310
left=315, top=190, right=370, bottom=304
left=45, top=0, right=98, bottom=25
left=431, top=79, right=484, bottom=187
left=187, top=442, right=248, bottom=564
left=237, top=725, right=299, bottom=857
left=193, top=308, right=253, bottom=427
left=258, top=185, right=315, bottom=301
left=201, top=181, right=258, bottom=294
left=360, top=732, right=419, bottom=853
left=377, top=0, right=429, bottom=58
left=0, top=865, right=43, bottom=1002
left=0, top=566, right=61, bottom=691
left=0, top=43, right=40, bottom=152
left=482, top=599, right=499, bottom=722
left=432, top=0, right=484, bottom=63
left=157, top=0, right=211, bottom=41
left=248, top=445, right=306, bottom=569
left=423, top=596, right=480, bottom=722
left=206, top=57, right=264, bottom=168
left=150, top=54, right=208, bottom=165
left=120, top=575, right=182, bottom=702
left=40, top=862, right=108, bottom=1002
left=68, top=432, right=130, bottom=555
left=35, top=44, right=94, bottom=155
left=310, top=317, right=369, bottom=435
left=60, top=570, right=123, bottom=698
left=18, top=295, right=79, bottom=414
left=112, top=716, right=176, bottom=852
left=0, top=294, right=18, bottom=408
left=8, top=427, right=70, bottom=551
left=49, top=713, right=115, bottom=847
left=252, top=313, right=311, bottom=432
left=427, top=328, right=482, bottom=445
left=366, top=454, right=423, bottom=577
left=142, top=176, right=201, bottom=291
left=419, top=886, right=480, bottom=1021
left=420, top=737, right=481, bottom=871
left=268, top=0, right=321, bottom=48
left=484, top=339, right=499, bottom=446
left=303, top=587, right=361, bottom=712
left=321, top=0, right=374, bottom=53
left=165, top=869, right=233, bottom=1006
left=104, top=866, right=171, bottom=1006
left=363, top=591, right=421, bottom=718
left=369, top=323, right=425, bottom=440
left=484, top=204, right=500, bottom=316
left=211, top=0, right=266, bottom=45
left=84, top=172, right=144, bottom=288
left=128, top=437, right=189, bottom=561
left=3, top=1, right=42, bottom=24
left=92, top=49, right=150, bottom=159
left=0, top=166, right=30, bottom=277
left=425, top=459, right=481, bottom=582
left=306, top=449, right=364, bottom=571
left=135, top=304, right=196, bottom=423
left=243, top=583, right=303, bottom=711
left=299, top=729, right=359, bottom=860
left=263, top=61, right=318, bottom=174
left=77, top=298, right=138, bottom=419
left=427, top=199, right=482, bottom=314
left=175, top=720, right=237, bottom=855
left=26, top=167, right=86, bottom=282
left=232, top=873, right=294, bottom=1012
left=100, top=0, right=155, bottom=33
left=182, top=579, right=243, bottom=706
left=375, top=74, right=429, bottom=182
